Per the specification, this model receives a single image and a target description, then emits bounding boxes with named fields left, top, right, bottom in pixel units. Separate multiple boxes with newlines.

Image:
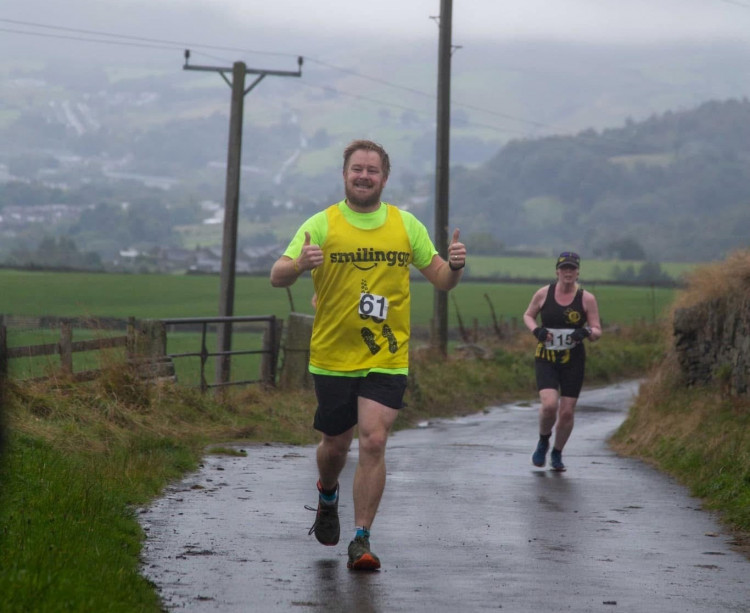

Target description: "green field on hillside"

left=0, top=269, right=677, bottom=328
left=467, top=255, right=695, bottom=281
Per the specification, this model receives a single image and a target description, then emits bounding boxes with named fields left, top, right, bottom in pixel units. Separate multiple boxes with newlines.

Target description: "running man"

left=522, top=252, right=602, bottom=471
left=270, top=139, right=467, bottom=570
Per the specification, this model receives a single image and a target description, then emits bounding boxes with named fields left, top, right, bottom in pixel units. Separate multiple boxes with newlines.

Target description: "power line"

left=0, top=18, right=291, bottom=57
left=1, top=22, right=536, bottom=138
left=6, top=16, right=738, bottom=149
left=0, top=26, right=179, bottom=51
left=304, top=57, right=552, bottom=131
left=0, top=21, right=661, bottom=146
left=1, top=18, right=551, bottom=135
left=292, top=79, right=531, bottom=137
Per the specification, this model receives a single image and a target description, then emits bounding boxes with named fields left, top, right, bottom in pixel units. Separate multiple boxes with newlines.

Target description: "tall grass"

left=669, top=249, right=750, bottom=310
left=611, top=365, right=750, bottom=534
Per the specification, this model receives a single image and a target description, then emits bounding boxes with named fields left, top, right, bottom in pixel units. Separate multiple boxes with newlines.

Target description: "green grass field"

left=467, top=255, right=696, bottom=281
left=0, top=268, right=677, bottom=326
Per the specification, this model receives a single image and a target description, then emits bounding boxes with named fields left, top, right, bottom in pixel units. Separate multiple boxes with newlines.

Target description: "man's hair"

left=342, top=140, right=391, bottom=179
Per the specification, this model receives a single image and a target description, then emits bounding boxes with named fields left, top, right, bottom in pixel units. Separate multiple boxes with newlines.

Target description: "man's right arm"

left=270, top=255, right=302, bottom=287
left=270, top=230, right=324, bottom=287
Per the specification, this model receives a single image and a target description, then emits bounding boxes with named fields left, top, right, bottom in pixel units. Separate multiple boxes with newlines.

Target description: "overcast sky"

left=212, top=0, right=750, bottom=44
left=4, top=0, right=750, bottom=60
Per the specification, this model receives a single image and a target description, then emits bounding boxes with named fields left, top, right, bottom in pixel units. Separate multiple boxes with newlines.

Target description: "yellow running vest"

left=310, top=203, right=412, bottom=372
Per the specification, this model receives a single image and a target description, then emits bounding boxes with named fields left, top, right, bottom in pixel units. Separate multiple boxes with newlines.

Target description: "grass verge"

left=610, top=352, right=750, bottom=551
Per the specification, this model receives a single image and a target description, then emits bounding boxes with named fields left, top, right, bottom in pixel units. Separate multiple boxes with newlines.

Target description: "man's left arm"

left=419, top=228, right=466, bottom=291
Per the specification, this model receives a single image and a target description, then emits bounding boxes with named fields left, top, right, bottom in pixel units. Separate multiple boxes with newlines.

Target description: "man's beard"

left=345, top=182, right=383, bottom=209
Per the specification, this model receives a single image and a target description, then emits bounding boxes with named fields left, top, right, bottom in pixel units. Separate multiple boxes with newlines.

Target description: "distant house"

left=191, top=246, right=223, bottom=273
left=0, top=204, right=90, bottom=227
left=238, top=244, right=284, bottom=273
left=157, top=247, right=195, bottom=271
left=190, top=244, right=283, bottom=274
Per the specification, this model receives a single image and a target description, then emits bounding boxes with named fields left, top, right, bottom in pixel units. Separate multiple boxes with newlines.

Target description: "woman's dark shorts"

left=312, top=372, right=408, bottom=436
left=534, top=353, right=586, bottom=398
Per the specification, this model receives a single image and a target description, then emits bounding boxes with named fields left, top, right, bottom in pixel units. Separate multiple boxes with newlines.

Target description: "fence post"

left=132, top=320, right=167, bottom=357
left=59, top=321, right=73, bottom=375
left=278, top=313, right=314, bottom=390
left=131, top=320, right=174, bottom=381
left=260, top=316, right=283, bottom=386
left=126, top=317, right=136, bottom=359
left=0, top=315, right=7, bottom=377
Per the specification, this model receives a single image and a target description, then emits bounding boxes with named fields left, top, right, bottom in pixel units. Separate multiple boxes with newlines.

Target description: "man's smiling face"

left=344, top=149, right=388, bottom=210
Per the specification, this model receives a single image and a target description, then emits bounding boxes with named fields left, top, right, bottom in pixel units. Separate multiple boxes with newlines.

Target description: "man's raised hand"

left=297, top=231, right=324, bottom=272
left=448, top=228, right=466, bottom=270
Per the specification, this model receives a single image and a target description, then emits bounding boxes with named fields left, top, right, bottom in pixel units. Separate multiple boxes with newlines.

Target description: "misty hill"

left=451, top=98, right=750, bottom=263
left=2, top=37, right=750, bottom=265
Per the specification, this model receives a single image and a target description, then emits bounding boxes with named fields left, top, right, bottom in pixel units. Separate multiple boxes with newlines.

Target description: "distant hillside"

left=2, top=39, right=750, bottom=264
left=451, top=98, right=750, bottom=263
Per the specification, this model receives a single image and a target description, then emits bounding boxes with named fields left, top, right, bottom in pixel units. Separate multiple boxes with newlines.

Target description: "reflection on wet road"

left=140, top=381, right=750, bottom=612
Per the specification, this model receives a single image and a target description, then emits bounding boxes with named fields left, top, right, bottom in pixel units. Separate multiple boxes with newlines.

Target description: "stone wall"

left=673, top=290, right=750, bottom=396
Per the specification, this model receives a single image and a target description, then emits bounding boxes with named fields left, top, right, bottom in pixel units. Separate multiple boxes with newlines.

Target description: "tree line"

left=451, top=98, right=750, bottom=263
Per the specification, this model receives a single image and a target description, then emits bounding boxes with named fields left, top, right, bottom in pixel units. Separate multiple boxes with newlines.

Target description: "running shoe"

left=347, top=535, right=381, bottom=571
left=306, top=481, right=340, bottom=546
left=550, top=448, right=566, bottom=472
left=532, top=437, right=550, bottom=467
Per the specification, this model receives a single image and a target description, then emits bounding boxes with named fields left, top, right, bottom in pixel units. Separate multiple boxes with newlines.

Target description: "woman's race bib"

left=544, top=328, right=576, bottom=351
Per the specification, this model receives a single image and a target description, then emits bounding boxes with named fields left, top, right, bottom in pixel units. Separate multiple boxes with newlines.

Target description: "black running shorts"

left=534, top=352, right=586, bottom=398
left=312, top=372, right=408, bottom=436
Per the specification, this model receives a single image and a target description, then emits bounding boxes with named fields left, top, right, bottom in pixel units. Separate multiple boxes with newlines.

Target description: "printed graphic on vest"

left=564, top=308, right=582, bottom=325
left=330, top=247, right=411, bottom=271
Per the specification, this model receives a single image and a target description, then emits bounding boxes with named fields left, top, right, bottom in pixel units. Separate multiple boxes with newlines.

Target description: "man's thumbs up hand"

left=296, top=231, right=324, bottom=272
left=447, top=228, right=466, bottom=270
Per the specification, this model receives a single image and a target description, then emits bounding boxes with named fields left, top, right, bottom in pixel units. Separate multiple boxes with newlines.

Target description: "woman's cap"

left=556, top=252, right=580, bottom=269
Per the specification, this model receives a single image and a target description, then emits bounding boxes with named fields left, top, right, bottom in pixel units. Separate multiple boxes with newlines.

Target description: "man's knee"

left=357, top=428, right=389, bottom=456
left=320, top=432, right=352, bottom=457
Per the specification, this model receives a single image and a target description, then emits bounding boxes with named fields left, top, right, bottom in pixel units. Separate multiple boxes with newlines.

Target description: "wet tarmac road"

left=139, top=381, right=750, bottom=612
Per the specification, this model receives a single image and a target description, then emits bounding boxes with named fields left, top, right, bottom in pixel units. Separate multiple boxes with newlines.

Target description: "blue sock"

left=319, top=489, right=337, bottom=504
left=355, top=526, right=370, bottom=539
left=318, top=481, right=338, bottom=504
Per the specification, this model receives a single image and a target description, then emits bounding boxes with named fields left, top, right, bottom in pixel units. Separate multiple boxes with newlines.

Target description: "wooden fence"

left=0, top=315, right=132, bottom=383
left=0, top=314, right=280, bottom=389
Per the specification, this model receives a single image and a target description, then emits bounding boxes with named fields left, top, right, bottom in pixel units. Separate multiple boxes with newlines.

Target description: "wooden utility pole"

left=432, top=0, right=453, bottom=355
left=183, top=51, right=302, bottom=389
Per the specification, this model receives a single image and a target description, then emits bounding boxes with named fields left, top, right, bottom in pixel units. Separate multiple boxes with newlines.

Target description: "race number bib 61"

left=359, top=293, right=389, bottom=320
left=545, top=328, right=575, bottom=351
